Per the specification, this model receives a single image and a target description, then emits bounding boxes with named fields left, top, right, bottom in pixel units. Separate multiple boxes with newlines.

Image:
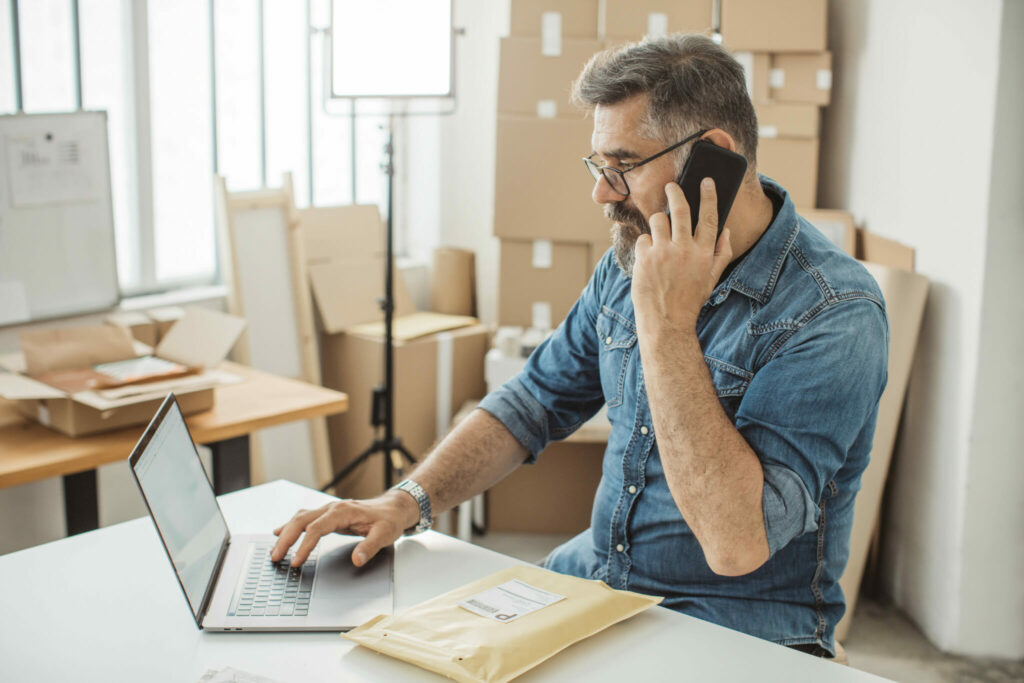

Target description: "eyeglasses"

left=582, top=129, right=707, bottom=197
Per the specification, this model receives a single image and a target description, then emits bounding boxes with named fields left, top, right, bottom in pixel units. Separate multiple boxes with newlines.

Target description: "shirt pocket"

left=704, top=355, right=753, bottom=420
left=596, top=306, right=637, bottom=408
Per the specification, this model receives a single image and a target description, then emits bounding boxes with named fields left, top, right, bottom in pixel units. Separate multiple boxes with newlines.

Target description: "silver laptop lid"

left=130, top=394, right=229, bottom=626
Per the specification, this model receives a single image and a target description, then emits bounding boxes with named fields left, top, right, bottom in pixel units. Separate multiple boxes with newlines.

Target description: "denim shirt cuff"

left=477, top=378, right=550, bottom=463
left=761, top=463, right=820, bottom=556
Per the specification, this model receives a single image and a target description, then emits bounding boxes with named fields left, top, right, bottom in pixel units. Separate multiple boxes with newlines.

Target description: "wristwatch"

left=393, top=479, right=433, bottom=534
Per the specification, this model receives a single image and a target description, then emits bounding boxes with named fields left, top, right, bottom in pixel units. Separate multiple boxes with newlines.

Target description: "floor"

left=471, top=531, right=1024, bottom=683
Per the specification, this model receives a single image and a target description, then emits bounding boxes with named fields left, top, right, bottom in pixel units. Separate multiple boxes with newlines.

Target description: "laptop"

left=129, top=393, right=394, bottom=632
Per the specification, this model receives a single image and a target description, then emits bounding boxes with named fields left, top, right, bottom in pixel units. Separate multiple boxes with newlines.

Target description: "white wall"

left=821, top=0, right=1022, bottom=657
left=958, top=0, right=1024, bottom=656
left=438, top=0, right=509, bottom=326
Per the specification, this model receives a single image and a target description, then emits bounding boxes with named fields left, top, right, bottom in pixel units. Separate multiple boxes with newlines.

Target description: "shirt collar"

left=710, top=175, right=800, bottom=307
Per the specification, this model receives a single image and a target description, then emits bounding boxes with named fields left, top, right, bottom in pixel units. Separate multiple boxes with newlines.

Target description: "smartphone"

left=676, top=139, right=748, bottom=236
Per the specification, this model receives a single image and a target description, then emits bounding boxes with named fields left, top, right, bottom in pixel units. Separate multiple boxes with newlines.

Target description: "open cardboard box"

left=301, top=209, right=488, bottom=500
left=0, top=307, right=246, bottom=436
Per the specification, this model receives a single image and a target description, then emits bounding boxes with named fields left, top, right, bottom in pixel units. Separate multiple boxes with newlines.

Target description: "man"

left=272, top=35, right=888, bottom=657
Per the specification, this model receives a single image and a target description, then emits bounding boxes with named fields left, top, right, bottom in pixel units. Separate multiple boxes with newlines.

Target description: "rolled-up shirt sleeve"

left=478, top=253, right=608, bottom=463
left=736, top=297, right=889, bottom=556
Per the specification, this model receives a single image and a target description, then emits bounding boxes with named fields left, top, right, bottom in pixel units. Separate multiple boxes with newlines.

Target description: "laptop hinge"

left=197, top=536, right=233, bottom=627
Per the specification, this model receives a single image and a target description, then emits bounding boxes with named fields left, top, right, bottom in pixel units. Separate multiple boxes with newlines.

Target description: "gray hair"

left=572, top=34, right=758, bottom=170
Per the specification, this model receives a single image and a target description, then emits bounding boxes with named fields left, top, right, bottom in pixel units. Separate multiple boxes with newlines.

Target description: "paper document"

left=458, top=579, right=565, bottom=623
left=6, top=132, right=101, bottom=206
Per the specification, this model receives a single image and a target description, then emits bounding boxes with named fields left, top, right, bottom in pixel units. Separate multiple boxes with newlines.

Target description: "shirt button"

left=628, top=485, right=637, bottom=494
left=640, top=426, right=649, bottom=435
left=605, top=336, right=612, bottom=345
left=616, top=544, right=624, bottom=553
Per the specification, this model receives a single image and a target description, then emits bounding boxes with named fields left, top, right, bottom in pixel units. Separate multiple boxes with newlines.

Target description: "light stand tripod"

left=322, top=115, right=416, bottom=492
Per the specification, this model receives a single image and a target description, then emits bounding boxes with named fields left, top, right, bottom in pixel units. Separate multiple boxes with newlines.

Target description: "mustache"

left=605, top=201, right=649, bottom=233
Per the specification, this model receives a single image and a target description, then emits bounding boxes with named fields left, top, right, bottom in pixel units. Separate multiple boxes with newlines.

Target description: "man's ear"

left=701, top=128, right=737, bottom=152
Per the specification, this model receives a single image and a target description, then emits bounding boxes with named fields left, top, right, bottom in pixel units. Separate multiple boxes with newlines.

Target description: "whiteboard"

left=0, top=112, right=119, bottom=325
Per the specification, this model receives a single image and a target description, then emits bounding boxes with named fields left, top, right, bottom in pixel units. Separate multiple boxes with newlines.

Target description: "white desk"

left=0, top=481, right=888, bottom=682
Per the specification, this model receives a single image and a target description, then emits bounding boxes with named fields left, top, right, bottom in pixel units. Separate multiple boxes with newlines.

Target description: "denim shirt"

left=479, top=177, right=889, bottom=654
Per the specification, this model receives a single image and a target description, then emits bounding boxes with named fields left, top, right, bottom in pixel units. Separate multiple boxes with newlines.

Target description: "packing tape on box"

left=758, top=124, right=779, bottom=139
left=435, top=331, right=454, bottom=440
left=541, top=12, right=562, bottom=56
left=647, top=13, right=668, bottom=38
left=817, top=69, right=833, bottom=90
left=532, top=302, right=553, bottom=330
left=532, top=240, right=554, bottom=268
left=536, top=100, right=557, bottom=119
left=770, top=68, right=786, bottom=89
left=735, top=52, right=755, bottom=99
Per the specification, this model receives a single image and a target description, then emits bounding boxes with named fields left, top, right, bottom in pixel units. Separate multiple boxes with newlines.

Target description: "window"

left=4, top=0, right=398, bottom=298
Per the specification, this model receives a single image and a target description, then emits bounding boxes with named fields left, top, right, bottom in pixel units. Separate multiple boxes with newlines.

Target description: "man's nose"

left=592, top=174, right=626, bottom=205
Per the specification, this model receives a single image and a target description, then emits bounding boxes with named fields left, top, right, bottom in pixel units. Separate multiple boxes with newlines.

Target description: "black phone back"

left=677, top=140, right=748, bottom=236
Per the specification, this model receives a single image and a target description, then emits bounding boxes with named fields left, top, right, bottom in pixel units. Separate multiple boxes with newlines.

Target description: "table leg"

left=210, top=435, right=250, bottom=495
left=63, top=470, right=98, bottom=536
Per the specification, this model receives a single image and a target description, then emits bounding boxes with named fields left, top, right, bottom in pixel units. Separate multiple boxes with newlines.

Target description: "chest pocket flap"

left=597, top=307, right=637, bottom=407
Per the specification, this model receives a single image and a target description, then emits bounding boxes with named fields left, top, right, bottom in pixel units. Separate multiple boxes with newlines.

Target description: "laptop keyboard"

left=228, top=543, right=318, bottom=617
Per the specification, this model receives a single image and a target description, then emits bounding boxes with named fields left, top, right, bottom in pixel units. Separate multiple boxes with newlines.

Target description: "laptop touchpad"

left=312, top=538, right=394, bottom=623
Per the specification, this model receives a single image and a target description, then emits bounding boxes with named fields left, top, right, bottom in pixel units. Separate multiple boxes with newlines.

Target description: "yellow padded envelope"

left=343, top=564, right=662, bottom=683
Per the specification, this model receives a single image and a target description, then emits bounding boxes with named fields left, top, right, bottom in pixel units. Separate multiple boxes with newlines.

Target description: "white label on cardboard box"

left=816, top=69, right=833, bottom=90
left=646, top=13, right=668, bottom=38
left=435, top=332, right=454, bottom=439
left=531, top=240, right=554, bottom=268
left=541, top=12, right=562, bottom=56
left=536, top=100, right=557, bottom=119
left=758, top=124, right=779, bottom=139
left=734, top=52, right=755, bottom=99
left=815, top=220, right=847, bottom=250
left=770, top=68, right=786, bottom=89
left=36, top=402, right=50, bottom=426
left=458, top=579, right=565, bottom=623
left=531, top=302, right=552, bottom=330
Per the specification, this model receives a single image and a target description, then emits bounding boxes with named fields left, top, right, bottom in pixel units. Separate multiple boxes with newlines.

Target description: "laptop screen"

left=131, top=397, right=229, bottom=621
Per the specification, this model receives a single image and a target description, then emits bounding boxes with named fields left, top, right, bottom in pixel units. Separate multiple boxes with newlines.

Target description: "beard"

left=607, top=201, right=654, bottom=277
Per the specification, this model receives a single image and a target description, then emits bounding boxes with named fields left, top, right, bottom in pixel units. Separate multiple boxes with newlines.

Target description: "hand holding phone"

left=676, top=139, right=748, bottom=236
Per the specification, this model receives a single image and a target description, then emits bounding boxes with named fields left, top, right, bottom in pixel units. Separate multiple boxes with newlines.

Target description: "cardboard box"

left=757, top=137, right=819, bottom=208
left=836, top=263, right=928, bottom=640
left=770, top=52, right=832, bottom=105
left=601, top=0, right=713, bottom=42
left=494, top=116, right=608, bottom=243
left=801, top=208, right=855, bottom=256
left=146, top=306, right=184, bottom=341
left=498, top=239, right=590, bottom=328
left=307, top=237, right=488, bottom=500
left=487, top=440, right=605, bottom=533
left=299, top=204, right=385, bottom=264
left=755, top=102, right=819, bottom=139
left=318, top=323, right=489, bottom=501
left=498, top=37, right=602, bottom=118
left=720, top=0, right=827, bottom=52
left=0, top=307, right=246, bottom=436
left=734, top=51, right=771, bottom=103
left=105, top=311, right=159, bottom=348
left=431, top=247, right=477, bottom=316
left=508, top=0, right=599, bottom=40
left=857, top=229, right=915, bottom=271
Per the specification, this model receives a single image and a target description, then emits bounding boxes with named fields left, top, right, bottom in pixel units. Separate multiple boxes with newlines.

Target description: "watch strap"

left=393, top=479, right=432, bottom=534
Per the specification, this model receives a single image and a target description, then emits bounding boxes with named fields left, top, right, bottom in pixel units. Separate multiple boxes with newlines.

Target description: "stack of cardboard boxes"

left=720, top=0, right=830, bottom=208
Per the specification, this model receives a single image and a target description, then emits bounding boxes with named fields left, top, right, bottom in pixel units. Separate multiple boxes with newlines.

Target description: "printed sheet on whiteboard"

left=6, top=131, right=101, bottom=207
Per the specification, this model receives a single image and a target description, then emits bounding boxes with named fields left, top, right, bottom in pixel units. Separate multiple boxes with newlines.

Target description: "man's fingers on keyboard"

left=270, top=507, right=322, bottom=562
left=290, top=512, right=331, bottom=567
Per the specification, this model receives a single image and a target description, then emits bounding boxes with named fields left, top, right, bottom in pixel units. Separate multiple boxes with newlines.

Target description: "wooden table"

left=0, top=361, right=347, bottom=534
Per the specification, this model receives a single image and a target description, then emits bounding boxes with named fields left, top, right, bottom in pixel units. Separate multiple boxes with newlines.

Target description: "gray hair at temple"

left=571, top=34, right=759, bottom=172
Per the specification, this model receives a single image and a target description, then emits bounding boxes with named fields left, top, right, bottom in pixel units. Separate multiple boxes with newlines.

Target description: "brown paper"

left=343, top=565, right=661, bottom=683
left=19, top=325, right=137, bottom=375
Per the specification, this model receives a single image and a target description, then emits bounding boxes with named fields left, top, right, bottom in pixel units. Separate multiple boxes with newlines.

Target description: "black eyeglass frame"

left=583, top=129, right=708, bottom=197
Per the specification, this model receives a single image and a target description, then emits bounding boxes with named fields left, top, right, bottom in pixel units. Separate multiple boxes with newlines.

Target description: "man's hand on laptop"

left=270, top=489, right=420, bottom=568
